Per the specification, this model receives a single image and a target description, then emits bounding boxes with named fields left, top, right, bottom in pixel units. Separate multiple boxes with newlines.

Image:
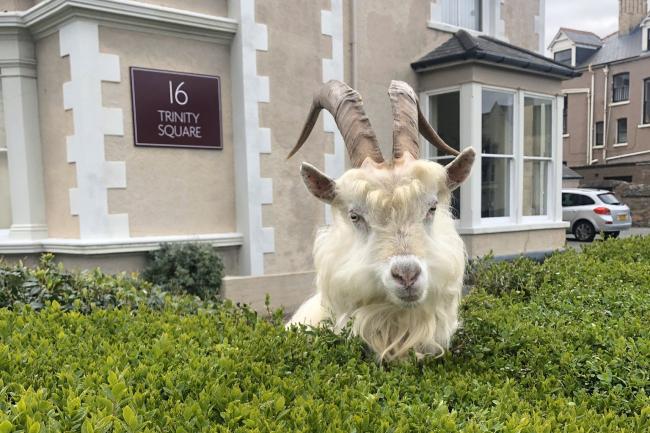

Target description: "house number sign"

left=130, top=67, right=223, bottom=149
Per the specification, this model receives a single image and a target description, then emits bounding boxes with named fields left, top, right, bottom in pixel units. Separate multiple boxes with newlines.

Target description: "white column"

left=553, top=96, right=564, bottom=222
left=0, top=30, right=48, bottom=240
left=459, top=82, right=482, bottom=230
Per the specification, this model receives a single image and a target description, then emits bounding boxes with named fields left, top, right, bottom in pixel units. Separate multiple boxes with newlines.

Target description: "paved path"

left=566, top=227, right=650, bottom=250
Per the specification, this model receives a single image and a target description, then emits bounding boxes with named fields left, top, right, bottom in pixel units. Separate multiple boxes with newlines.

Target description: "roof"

left=576, top=26, right=646, bottom=67
left=557, top=28, right=603, bottom=48
left=411, top=30, right=579, bottom=78
left=562, top=165, right=584, bottom=180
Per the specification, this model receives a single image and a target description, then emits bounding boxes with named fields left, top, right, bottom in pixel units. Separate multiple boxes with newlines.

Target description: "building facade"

left=1, top=0, right=568, bottom=308
left=550, top=0, right=650, bottom=184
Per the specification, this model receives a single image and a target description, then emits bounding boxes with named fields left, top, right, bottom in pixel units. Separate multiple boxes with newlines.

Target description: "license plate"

left=617, top=214, right=627, bottom=221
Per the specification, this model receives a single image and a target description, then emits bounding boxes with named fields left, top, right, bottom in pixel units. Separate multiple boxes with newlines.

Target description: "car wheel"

left=604, top=231, right=620, bottom=239
left=573, top=220, right=596, bottom=242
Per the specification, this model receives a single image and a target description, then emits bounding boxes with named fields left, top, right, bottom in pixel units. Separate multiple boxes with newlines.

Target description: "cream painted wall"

left=135, top=0, right=228, bottom=16
left=503, top=0, right=542, bottom=52
left=36, top=32, right=80, bottom=238
left=99, top=27, right=236, bottom=237
left=256, top=0, right=329, bottom=274
left=463, top=228, right=566, bottom=258
left=352, top=0, right=450, bottom=157
left=0, top=0, right=34, bottom=11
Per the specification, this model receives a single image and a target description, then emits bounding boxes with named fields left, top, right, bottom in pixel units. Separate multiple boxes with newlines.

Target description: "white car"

left=562, top=188, right=632, bottom=242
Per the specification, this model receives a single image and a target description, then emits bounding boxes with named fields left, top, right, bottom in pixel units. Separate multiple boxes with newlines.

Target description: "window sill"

left=457, top=221, right=569, bottom=235
left=638, top=124, right=650, bottom=129
left=0, top=233, right=244, bottom=255
left=613, top=142, right=628, bottom=147
left=592, top=145, right=604, bottom=149
left=427, top=21, right=484, bottom=37
left=609, top=100, right=630, bottom=107
left=562, top=133, right=570, bottom=138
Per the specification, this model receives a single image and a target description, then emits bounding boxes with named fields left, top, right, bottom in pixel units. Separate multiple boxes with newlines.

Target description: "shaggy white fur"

left=288, top=156, right=469, bottom=362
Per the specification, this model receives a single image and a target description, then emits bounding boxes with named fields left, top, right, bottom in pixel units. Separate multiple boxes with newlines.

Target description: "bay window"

left=481, top=89, right=514, bottom=218
left=428, top=90, right=461, bottom=218
left=523, top=97, right=552, bottom=216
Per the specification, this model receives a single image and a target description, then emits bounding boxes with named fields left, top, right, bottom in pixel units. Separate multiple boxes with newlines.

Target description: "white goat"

left=287, top=80, right=475, bottom=362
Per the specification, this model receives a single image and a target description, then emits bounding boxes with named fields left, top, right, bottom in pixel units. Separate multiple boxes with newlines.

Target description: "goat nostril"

left=391, top=263, right=422, bottom=287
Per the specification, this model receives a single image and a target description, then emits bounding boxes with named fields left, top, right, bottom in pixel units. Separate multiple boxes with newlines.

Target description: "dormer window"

left=612, top=73, right=630, bottom=103
left=554, top=49, right=572, bottom=66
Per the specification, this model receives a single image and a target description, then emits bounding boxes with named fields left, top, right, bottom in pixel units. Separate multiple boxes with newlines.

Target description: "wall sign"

left=130, top=67, right=223, bottom=149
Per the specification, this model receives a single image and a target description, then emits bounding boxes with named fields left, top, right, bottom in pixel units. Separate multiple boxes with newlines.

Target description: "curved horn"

left=388, top=80, right=460, bottom=159
left=389, top=80, right=421, bottom=160
left=287, top=80, right=384, bottom=168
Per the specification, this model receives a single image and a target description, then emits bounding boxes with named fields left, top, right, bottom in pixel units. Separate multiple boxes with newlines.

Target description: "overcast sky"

left=544, top=0, right=620, bottom=53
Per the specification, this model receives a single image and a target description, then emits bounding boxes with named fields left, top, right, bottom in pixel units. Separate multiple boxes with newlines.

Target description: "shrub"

left=0, top=236, right=649, bottom=432
left=0, top=254, right=167, bottom=312
left=142, top=242, right=224, bottom=300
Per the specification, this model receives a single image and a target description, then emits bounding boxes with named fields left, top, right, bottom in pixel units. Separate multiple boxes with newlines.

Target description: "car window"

left=598, top=193, right=621, bottom=205
left=563, top=193, right=594, bottom=207
left=576, top=194, right=595, bottom=206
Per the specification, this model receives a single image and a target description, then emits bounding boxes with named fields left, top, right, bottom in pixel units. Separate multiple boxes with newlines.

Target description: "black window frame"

left=563, top=95, right=568, bottom=135
left=612, top=73, right=630, bottom=103
left=616, top=118, right=627, bottom=144
left=641, top=78, right=650, bottom=125
left=594, top=121, right=604, bottom=147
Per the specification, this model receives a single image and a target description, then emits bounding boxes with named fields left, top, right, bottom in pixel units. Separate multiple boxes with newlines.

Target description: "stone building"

left=0, top=0, right=572, bottom=309
left=549, top=0, right=650, bottom=184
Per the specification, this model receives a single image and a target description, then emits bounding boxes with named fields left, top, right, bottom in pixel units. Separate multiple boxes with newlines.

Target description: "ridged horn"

left=388, top=80, right=460, bottom=159
left=287, top=80, right=384, bottom=168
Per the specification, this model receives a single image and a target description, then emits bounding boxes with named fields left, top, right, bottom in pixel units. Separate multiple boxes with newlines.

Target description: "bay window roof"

left=412, top=30, right=579, bottom=79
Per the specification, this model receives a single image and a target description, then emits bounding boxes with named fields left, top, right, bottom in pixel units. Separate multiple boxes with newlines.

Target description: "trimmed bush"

left=142, top=243, right=224, bottom=300
left=0, top=237, right=649, bottom=432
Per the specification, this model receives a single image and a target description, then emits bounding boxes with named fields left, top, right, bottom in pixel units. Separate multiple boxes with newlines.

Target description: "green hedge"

left=0, top=237, right=649, bottom=432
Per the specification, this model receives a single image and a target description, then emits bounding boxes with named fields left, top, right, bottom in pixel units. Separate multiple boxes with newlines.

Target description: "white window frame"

left=520, top=92, right=555, bottom=224
left=420, top=83, right=564, bottom=235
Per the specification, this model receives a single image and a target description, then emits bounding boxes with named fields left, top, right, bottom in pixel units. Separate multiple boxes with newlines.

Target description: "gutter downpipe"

left=588, top=64, right=595, bottom=165
left=602, top=65, right=609, bottom=163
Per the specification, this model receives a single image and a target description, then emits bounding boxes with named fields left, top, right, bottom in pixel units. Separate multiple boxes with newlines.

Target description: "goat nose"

left=391, top=262, right=421, bottom=288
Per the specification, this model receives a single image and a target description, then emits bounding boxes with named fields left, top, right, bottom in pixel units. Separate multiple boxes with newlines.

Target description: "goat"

left=286, top=80, right=475, bottom=362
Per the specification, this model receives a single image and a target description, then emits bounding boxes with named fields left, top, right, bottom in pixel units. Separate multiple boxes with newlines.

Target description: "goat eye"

left=427, top=204, right=437, bottom=217
left=349, top=212, right=360, bottom=223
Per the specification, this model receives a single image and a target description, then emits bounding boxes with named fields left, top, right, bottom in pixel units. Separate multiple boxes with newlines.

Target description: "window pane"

left=481, top=157, right=510, bottom=218
left=523, top=160, right=548, bottom=216
left=612, top=73, right=629, bottom=102
left=562, top=95, right=568, bottom=135
left=643, top=79, right=650, bottom=125
left=595, top=122, right=604, bottom=146
left=598, top=193, right=621, bottom=205
left=482, top=90, right=514, bottom=154
left=440, top=0, right=481, bottom=30
left=524, top=96, right=553, bottom=157
left=0, top=152, right=11, bottom=229
left=617, top=118, right=627, bottom=144
left=554, top=49, right=572, bottom=65
left=428, top=92, right=460, bottom=158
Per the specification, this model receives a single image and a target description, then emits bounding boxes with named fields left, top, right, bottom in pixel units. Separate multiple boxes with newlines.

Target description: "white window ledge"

left=0, top=233, right=243, bottom=255
left=457, top=221, right=569, bottom=235
left=638, top=124, right=650, bottom=129
left=609, top=100, right=630, bottom=107
left=562, top=133, right=570, bottom=138
left=427, top=21, right=484, bottom=37
left=613, top=142, right=628, bottom=147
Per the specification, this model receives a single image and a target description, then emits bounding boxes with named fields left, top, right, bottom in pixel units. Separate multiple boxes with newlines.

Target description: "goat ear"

left=445, top=147, right=475, bottom=191
left=300, top=162, right=336, bottom=203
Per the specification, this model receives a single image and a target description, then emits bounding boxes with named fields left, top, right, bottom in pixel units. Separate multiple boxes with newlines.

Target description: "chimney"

left=619, top=0, right=648, bottom=35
